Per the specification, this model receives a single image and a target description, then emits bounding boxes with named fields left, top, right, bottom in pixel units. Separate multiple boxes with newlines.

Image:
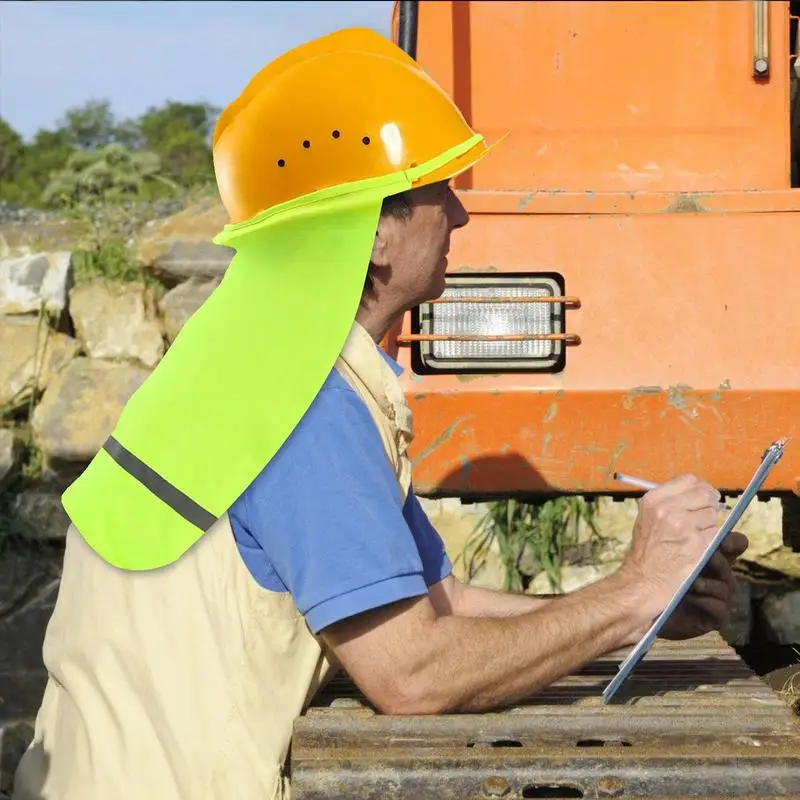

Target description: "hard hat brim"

left=412, top=132, right=506, bottom=190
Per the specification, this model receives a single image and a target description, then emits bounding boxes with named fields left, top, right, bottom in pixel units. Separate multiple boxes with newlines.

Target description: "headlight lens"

left=416, top=275, right=566, bottom=372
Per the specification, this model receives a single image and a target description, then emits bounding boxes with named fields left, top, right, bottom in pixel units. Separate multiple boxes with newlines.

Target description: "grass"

left=71, top=239, right=146, bottom=284
left=457, top=496, right=602, bottom=593
left=777, top=665, right=800, bottom=715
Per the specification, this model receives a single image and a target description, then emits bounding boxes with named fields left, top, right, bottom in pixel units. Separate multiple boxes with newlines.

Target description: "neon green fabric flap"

left=61, top=136, right=482, bottom=571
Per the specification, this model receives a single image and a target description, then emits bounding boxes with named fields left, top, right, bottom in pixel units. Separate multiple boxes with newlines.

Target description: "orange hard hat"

left=213, top=28, right=494, bottom=225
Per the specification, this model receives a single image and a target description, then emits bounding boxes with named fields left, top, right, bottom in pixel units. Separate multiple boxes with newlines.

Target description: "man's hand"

left=619, top=474, right=724, bottom=602
left=659, top=530, right=749, bottom=640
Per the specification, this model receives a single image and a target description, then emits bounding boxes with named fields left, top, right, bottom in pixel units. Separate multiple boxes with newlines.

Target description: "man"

left=13, top=28, right=746, bottom=800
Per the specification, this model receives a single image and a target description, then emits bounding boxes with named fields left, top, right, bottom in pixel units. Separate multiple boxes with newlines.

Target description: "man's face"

left=371, top=181, right=469, bottom=310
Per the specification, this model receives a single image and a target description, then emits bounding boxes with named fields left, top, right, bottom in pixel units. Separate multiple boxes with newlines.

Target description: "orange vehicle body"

left=385, top=0, right=800, bottom=505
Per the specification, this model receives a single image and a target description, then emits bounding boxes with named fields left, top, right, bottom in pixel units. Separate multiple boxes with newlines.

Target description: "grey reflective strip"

left=103, top=437, right=217, bottom=531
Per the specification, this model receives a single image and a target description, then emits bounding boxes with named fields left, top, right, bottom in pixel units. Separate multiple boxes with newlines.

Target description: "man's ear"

left=370, top=216, right=392, bottom=268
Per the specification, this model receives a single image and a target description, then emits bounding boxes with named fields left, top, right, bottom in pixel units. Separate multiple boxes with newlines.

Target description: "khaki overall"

left=13, top=321, right=413, bottom=800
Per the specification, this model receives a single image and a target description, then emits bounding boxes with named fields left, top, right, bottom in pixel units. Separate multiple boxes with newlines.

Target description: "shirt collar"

left=377, top=346, right=404, bottom=377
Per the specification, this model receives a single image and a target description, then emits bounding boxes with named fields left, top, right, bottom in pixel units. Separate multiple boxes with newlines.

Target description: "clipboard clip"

left=763, top=437, right=791, bottom=463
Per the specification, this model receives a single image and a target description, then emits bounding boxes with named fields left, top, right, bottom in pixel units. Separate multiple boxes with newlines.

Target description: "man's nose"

left=448, top=187, right=470, bottom=230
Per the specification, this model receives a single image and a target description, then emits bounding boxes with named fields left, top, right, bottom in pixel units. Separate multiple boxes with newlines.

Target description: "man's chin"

left=411, top=270, right=449, bottom=310
left=431, top=269, right=448, bottom=299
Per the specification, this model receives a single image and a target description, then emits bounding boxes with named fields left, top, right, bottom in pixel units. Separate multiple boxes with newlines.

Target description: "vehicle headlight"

left=413, top=275, right=576, bottom=372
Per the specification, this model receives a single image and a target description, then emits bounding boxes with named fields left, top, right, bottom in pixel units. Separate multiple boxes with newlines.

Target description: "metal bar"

left=291, top=755, right=800, bottom=799
left=398, top=0, right=419, bottom=60
left=429, top=296, right=581, bottom=307
left=397, top=333, right=581, bottom=344
left=292, top=634, right=800, bottom=798
left=753, top=0, right=770, bottom=76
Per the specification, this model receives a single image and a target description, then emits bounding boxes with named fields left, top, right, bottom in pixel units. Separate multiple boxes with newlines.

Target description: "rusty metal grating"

left=291, top=633, right=800, bottom=799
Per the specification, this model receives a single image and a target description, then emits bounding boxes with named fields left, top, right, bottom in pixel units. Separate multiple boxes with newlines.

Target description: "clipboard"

left=602, top=437, right=791, bottom=704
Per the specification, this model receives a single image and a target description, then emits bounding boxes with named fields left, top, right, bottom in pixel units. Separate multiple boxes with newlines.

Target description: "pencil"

left=613, top=472, right=731, bottom=511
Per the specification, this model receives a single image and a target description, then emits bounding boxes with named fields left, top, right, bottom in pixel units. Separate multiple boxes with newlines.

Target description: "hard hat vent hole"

left=362, top=136, right=371, bottom=145
left=302, top=140, right=311, bottom=149
left=332, top=130, right=341, bottom=139
left=277, top=159, right=286, bottom=168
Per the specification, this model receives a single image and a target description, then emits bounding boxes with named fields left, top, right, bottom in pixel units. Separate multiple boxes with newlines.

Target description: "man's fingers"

left=691, top=576, right=731, bottom=603
left=684, top=593, right=729, bottom=623
left=701, top=551, right=733, bottom=582
left=720, top=531, right=749, bottom=560
left=645, top=475, right=720, bottom=507
left=666, top=485, right=723, bottom=513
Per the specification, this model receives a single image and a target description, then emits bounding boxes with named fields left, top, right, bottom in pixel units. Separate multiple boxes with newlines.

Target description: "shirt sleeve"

left=232, top=378, right=440, bottom=634
left=403, top=491, right=453, bottom=587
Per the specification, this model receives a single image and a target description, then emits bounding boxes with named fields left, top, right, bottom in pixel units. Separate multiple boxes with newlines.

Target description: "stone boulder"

left=1, top=721, right=35, bottom=797
left=735, top=497, right=800, bottom=581
left=760, top=589, right=800, bottom=644
left=159, top=277, right=220, bottom=343
left=720, top=577, right=752, bottom=646
left=69, top=279, right=165, bottom=368
left=0, top=217, right=81, bottom=259
left=0, top=428, right=18, bottom=488
left=0, top=317, right=80, bottom=410
left=0, top=252, right=72, bottom=315
left=0, top=536, right=63, bottom=793
left=32, top=358, right=151, bottom=470
left=136, top=199, right=233, bottom=282
left=11, top=487, right=72, bottom=540
left=527, top=562, right=621, bottom=595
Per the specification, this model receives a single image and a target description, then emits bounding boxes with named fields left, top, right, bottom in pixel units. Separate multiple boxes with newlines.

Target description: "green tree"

left=113, top=118, right=144, bottom=150
left=1, top=99, right=220, bottom=210
left=0, top=127, right=75, bottom=207
left=137, top=101, right=219, bottom=186
left=0, top=118, right=24, bottom=182
left=58, top=99, right=118, bottom=150
left=43, top=143, right=166, bottom=206
left=138, top=101, right=218, bottom=145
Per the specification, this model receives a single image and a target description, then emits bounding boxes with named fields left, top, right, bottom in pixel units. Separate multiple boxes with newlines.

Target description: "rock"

left=720, top=577, right=752, bottom=646
left=736, top=497, right=800, bottom=581
left=0, top=429, right=18, bottom=488
left=0, top=536, right=63, bottom=794
left=69, top=279, right=164, bottom=368
left=460, top=547, right=508, bottom=591
left=737, top=496, right=783, bottom=557
left=421, top=498, right=499, bottom=586
left=146, top=241, right=233, bottom=283
left=159, top=277, right=220, bottom=342
left=0, top=218, right=80, bottom=259
left=136, top=200, right=233, bottom=282
left=11, top=487, right=71, bottom=540
left=527, top=562, right=621, bottom=596
left=763, top=665, right=800, bottom=715
left=1, top=721, right=35, bottom=797
left=0, top=317, right=80, bottom=410
left=760, top=590, right=800, bottom=644
left=593, top=497, right=638, bottom=543
left=0, top=252, right=72, bottom=315
left=32, top=358, right=151, bottom=468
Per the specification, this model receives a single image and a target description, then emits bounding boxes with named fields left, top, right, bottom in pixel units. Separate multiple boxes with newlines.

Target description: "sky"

left=0, top=0, right=394, bottom=140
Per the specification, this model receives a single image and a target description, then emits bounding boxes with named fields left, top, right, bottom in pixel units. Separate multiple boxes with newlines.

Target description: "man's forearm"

left=452, top=579, right=557, bottom=618
left=398, top=571, right=654, bottom=714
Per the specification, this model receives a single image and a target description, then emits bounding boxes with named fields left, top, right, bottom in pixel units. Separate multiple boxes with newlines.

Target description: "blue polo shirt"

left=228, top=349, right=452, bottom=634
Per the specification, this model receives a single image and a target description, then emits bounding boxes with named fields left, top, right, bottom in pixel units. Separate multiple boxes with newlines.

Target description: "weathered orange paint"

left=397, top=0, right=791, bottom=193
left=388, top=1, right=800, bottom=497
